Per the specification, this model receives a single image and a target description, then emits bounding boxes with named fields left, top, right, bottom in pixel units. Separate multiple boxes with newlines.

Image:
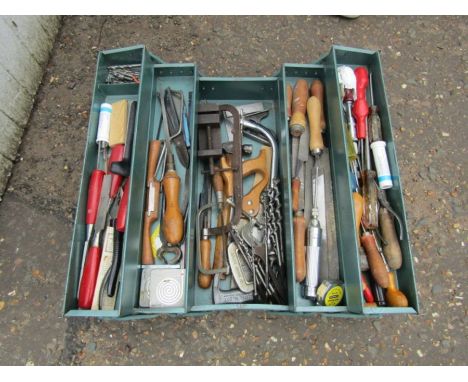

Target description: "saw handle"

left=146, top=140, right=162, bottom=185
left=310, top=80, right=326, bottom=130
left=242, top=148, right=269, bottom=216
left=361, top=232, right=389, bottom=288
left=294, top=213, right=306, bottom=282
left=290, top=79, right=308, bottom=136
left=307, top=96, right=324, bottom=154
left=220, top=155, right=234, bottom=198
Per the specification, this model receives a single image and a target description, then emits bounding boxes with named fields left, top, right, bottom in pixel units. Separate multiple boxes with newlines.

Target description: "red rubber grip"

left=352, top=67, right=369, bottom=140
left=116, top=179, right=130, bottom=232
left=361, top=273, right=375, bottom=303
left=108, top=144, right=125, bottom=198
left=78, top=245, right=102, bottom=309
left=86, top=169, right=105, bottom=225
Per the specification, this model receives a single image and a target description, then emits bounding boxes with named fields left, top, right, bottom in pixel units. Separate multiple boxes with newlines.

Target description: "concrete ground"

left=0, top=16, right=466, bottom=366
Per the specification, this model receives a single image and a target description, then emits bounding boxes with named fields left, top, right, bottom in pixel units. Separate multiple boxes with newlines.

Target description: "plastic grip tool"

left=116, top=180, right=130, bottom=233
left=352, top=67, right=369, bottom=140
left=108, top=144, right=125, bottom=199
left=78, top=236, right=102, bottom=309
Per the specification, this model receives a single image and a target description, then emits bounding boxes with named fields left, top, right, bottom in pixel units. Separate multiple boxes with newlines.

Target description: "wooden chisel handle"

left=290, top=79, right=308, bottom=136
left=307, top=96, right=324, bottom=154
left=286, top=83, right=293, bottom=119
left=198, top=238, right=212, bottom=289
left=379, top=207, right=402, bottom=270
left=360, top=232, right=389, bottom=288
left=310, top=80, right=326, bottom=130
left=353, top=192, right=363, bottom=246
left=162, top=167, right=183, bottom=245
left=386, top=271, right=408, bottom=307
left=294, top=212, right=306, bottom=282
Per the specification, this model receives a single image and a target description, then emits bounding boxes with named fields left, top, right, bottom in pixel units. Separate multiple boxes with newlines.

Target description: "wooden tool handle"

left=291, top=177, right=300, bottom=213
left=379, top=207, right=402, bottom=270
left=213, top=212, right=225, bottom=271
left=307, top=96, right=324, bottom=154
left=162, top=170, right=183, bottom=245
left=198, top=239, right=212, bottom=289
left=146, top=140, right=162, bottom=185
left=360, top=233, right=389, bottom=288
left=286, top=83, right=293, bottom=119
left=294, top=213, right=306, bottom=282
left=142, top=213, right=157, bottom=265
left=242, top=148, right=269, bottom=216
left=353, top=192, right=363, bottom=246
left=310, top=80, right=326, bottom=130
left=386, top=271, right=408, bottom=307
left=220, top=155, right=234, bottom=198
left=290, top=79, right=308, bottom=136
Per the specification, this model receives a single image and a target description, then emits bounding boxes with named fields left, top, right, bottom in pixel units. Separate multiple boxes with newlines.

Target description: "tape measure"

left=317, top=280, right=344, bottom=306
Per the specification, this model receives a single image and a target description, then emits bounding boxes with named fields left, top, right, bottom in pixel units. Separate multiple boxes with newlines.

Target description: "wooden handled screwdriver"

left=142, top=140, right=163, bottom=265
left=310, top=80, right=326, bottom=131
left=162, top=151, right=184, bottom=245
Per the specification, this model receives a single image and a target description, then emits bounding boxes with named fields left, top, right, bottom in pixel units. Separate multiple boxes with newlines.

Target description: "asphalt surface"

left=0, top=16, right=466, bottom=366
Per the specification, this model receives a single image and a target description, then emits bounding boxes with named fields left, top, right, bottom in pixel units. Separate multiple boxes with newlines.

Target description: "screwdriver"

left=303, top=95, right=324, bottom=301
left=290, top=79, right=308, bottom=177
left=352, top=67, right=369, bottom=166
left=310, top=79, right=326, bottom=131
left=96, top=103, right=112, bottom=169
left=368, top=73, right=393, bottom=190
left=162, top=151, right=184, bottom=245
left=360, top=229, right=389, bottom=288
left=358, top=69, right=379, bottom=230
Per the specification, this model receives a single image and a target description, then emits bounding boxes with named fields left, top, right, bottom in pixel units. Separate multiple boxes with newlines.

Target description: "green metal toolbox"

left=64, top=44, right=418, bottom=318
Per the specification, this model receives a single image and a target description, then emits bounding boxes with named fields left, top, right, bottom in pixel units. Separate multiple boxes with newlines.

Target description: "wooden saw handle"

left=242, top=147, right=270, bottom=216
left=146, top=140, right=162, bottom=185
left=220, top=155, right=234, bottom=198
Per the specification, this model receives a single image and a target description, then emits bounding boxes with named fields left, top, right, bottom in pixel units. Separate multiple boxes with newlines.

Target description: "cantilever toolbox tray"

left=64, top=45, right=419, bottom=318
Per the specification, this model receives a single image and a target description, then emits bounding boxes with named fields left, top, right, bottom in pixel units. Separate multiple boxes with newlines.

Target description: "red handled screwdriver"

left=352, top=67, right=369, bottom=166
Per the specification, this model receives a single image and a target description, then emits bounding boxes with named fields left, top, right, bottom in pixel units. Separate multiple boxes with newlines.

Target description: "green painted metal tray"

left=63, top=45, right=418, bottom=319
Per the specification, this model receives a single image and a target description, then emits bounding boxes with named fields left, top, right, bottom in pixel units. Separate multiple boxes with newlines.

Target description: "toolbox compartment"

left=320, top=46, right=419, bottom=315
left=120, top=63, right=198, bottom=316
left=64, top=46, right=149, bottom=317
left=283, top=64, right=352, bottom=313
left=188, top=77, right=292, bottom=313
left=65, top=45, right=418, bottom=318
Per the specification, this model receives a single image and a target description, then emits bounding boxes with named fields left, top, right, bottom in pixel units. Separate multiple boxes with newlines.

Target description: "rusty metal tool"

left=164, top=88, right=190, bottom=168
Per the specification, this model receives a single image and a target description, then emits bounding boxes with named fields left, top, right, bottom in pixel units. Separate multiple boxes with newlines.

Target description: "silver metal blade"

left=298, top=124, right=310, bottom=163
left=291, top=136, right=299, bottom=177
left=304, top=154, right=314, bottom=224
left=94, top=174, right=112, bottom=233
